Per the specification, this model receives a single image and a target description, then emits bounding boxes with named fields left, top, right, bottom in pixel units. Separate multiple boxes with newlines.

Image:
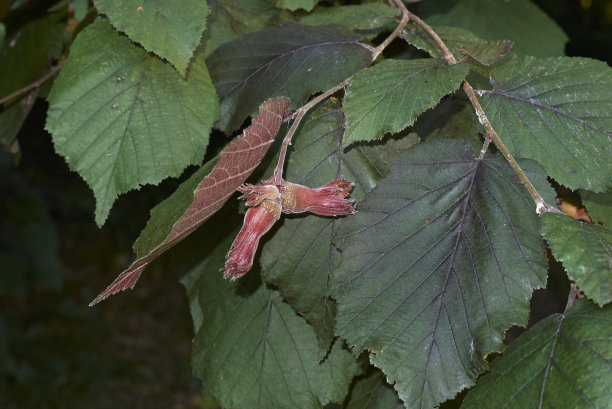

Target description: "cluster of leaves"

left=2, top=0, right=611, bottom=408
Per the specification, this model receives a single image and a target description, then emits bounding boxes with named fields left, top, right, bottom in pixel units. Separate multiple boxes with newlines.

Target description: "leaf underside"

left=461, top=300, right=612, bottom=409
left=207, top=22, right=372, bottom=133
left=94, top=0, right=208, bottom=75
left=542, top=213, right=612, bottom=306
left=89, top=97, right=290, bottom=305
left=478, top=56, right=612, bottom=192
left=46, top=19, right=220, bottom=226
left=332, top=138, right=548, bottom=408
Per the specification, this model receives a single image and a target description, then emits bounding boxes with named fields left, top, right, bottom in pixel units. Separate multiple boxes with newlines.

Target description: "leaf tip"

left=88, top=264, right=147, bottom=306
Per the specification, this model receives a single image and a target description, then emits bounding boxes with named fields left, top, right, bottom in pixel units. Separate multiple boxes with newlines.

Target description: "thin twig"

left=273, top=109, right=305, bottom=185
left=0, top=62, right=65, bottom=106
left=478, top=134, right=491, bottom=160
left=372, top=13, right=410, bottom=61
left=273, top=77, right=354, bottom=185
left=272, top=15, right=412, bottom=185
left=396, top=2, right=558, bottom=215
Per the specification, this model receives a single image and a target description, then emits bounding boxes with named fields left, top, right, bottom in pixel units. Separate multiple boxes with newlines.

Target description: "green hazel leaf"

left=478, top=56, right=612, bottom=192
left=274, top=0, right=317, bottom=12
left=46, top=19, right=220, bottom=227
left=402, top=24, right=513, bottom=73
left=88, top=97, right=290, bottom=305
left=260, top=100, right=418, bottom=356
left=331, top=138, right=548, bottom=409
left=580, top=190, right=612, bottom=227
left=187, top=232, right=362, bottom=409
left=0, top=12, right=69, bottom=148
left=342, top=59, right=467, bottom=147
left=93, top=0, right=208, bottom=75
left=461, top=299, right=612, bottom=409
left=517, top=159, right=557, bottom=208
left=419, top=0, right=567, bottom=58
left=345, top=370, right=404, bottom=409
left=202, top=0, right=281, bottom=59
left=460, top=40, right=514, bottom=66
left=0, top=90, right=38, bottom=149
left=299, top=3, right=400, bottom=33
left=402, top=25, right=485, bottom=61
left=207, top=22, right=372, bottom=133
left=542, top=213, right=612, bottom=306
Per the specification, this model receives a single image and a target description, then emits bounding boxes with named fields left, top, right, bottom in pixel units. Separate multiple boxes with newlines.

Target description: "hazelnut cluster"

left=224, top=178, right=355, bottom=279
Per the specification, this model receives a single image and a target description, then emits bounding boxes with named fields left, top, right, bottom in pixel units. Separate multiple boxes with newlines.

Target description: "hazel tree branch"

left=478, top=134, right=491, bottom=160
left=372, top=13, right=410, bottom=61
left=393, top=0, right=561, bottom=215
left=0, top=62, right=64, bottom=106
left=272, top=13, right=412, bottom=185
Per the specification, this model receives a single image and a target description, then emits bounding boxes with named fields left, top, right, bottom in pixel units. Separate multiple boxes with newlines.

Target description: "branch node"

left=272, top=10, right=411, bottom=186
left=392, top=1, right=550, bottom=215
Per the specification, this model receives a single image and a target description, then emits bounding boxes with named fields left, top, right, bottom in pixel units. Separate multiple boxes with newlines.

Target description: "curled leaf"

left=89, top=97, right=291, bottom=305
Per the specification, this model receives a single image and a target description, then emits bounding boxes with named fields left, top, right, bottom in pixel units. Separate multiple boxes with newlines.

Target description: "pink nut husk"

left=238, top=183, right=280, bottom=206
left=224, top=198, right=281, bottom=280
left=281, top=179, right=355, bottom=216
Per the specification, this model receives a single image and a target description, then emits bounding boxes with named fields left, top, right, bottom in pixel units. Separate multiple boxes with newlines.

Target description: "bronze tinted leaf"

left=89, top=97, right=291, bottom=305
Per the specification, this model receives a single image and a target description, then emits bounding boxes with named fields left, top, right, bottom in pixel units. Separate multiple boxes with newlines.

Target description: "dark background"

left=1, top=1, right=610, bottom=408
